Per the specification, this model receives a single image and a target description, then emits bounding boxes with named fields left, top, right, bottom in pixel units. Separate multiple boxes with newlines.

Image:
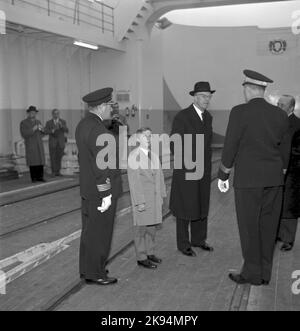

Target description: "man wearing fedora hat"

left=170, top=82, right=215, bottom=257
left=20, top=106, right=46, bottom=183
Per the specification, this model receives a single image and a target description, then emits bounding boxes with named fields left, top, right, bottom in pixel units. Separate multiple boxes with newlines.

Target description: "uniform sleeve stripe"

left=97, top=183, right=111, bottom=192
left=220, top=163, right=232, bottom=174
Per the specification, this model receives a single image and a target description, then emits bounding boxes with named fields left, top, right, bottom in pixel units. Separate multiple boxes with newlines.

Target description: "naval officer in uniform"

left=218, top=70, right=291, bottom=286
left=75, top=88, right=122, bottom=285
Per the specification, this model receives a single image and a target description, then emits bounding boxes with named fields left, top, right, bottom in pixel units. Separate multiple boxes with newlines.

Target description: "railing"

left=9, top=0, right=114, bottom=35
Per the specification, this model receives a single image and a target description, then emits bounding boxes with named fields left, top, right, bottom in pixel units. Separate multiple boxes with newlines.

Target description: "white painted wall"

left=90, top=27, right=164, bottom=134
left=162, top=24, right=300, bottom=136
left=0, top=34, right=90, bottom=155
left=2, top=21, right=298, bottom=154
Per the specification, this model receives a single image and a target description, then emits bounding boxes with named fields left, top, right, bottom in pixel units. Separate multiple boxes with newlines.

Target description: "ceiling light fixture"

left=73, top=40, right=99, bottom=50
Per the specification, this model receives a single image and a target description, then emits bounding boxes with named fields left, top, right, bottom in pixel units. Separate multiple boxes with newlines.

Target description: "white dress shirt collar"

left=89, top=110, right=103, bottom=121
left=193, top=104, right=204, bottom=121
left=140, top=147, right=149, bottom=156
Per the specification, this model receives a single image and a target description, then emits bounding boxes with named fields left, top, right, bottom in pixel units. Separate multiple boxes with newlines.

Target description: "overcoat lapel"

left=187, top=104, right=205, bottom=131
left=137, top=148, right=155, bottom=181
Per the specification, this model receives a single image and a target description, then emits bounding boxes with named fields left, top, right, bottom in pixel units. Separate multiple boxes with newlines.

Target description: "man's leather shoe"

left=137, top=259, right=157, bottom=269
left=262, top=280, right=270, bottom=286
left=85, top=277, right=118, bottom=285
left=81, top=270, right=109, bottom=279
left=180, top=248, right=196, bottom=257
left=38, top=179, right=47, bottom=182
left=193, top=242, right=214, bottom=252
left=229, top=273, right=250, bottom=285
left=229, top=273, right=261, bottom=286
left=280, top=243, right=293, bottom=252
left=147, top=255, right=162, bottom=264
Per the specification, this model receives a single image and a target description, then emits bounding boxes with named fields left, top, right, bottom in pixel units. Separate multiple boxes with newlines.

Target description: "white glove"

left=98, top=194, right=112, bottom=213
left=218, top=179, right=229, bottom=193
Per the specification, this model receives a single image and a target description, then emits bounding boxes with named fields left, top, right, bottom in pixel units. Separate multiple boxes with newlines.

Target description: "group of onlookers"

left=20, top=107, right=69, bottom=182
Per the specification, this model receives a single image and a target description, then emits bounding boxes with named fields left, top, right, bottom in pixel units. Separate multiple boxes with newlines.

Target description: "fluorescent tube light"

left=73, top=40, right=99, bottom=50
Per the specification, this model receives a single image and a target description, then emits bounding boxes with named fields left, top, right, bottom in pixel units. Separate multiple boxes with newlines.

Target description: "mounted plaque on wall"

left=116, top=90, right=131, bottom=103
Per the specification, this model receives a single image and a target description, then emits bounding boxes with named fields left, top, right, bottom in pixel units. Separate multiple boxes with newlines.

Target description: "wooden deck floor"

left=1, top=147, right=299, bottom=311
left=57, top=179, right=242, bottom=311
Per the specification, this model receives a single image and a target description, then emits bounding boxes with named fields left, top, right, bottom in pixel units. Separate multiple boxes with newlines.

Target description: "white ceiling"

left=163, top=0, right=300, bottom=28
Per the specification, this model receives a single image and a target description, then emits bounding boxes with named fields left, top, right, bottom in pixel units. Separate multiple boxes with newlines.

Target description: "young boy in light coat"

left=127, top=127, right=167, bottom=269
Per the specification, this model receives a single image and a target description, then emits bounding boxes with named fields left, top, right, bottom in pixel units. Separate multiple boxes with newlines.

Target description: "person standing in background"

left=277, top=95, right=300, bottom=251
left=20, top=105, right=46, bottom=183
left=45, top=109, right=69, bottom=176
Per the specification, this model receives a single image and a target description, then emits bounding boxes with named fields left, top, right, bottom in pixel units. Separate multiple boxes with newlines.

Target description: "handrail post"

left=101, top=2, right=104, bottom=33
left=47, top=0, right=50, bottom=16
left=112, top=8, right=114, bottom=36
left=73, top=0, right=80, bottom=25
left=77, top=0, right=80, bottom=25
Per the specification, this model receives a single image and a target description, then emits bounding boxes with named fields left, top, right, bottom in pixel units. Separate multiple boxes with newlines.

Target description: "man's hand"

left=218, top=179, right=229, bottom=193
left=283, top=169, right=287, bottom=175
left=33, top=125, right=38, bottom=131
left=97, top=194, right=112, bottom=213
left=137, top=203, right=146, bottom=212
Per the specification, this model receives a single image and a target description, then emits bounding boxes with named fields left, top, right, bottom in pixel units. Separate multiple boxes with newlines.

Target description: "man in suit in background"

left=218, top=70, right=291, bottom=286
left=20, top=106, right=46, bottom=183
left=45, top=109, right=69, bottom=176
left=75, top=88, right=122, bottom=286
left=170, top=82, right=214, bottom=257
left=277, top=95, right=300, bottom=252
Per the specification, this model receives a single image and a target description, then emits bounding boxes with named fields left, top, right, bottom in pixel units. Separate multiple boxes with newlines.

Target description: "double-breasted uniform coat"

left=218, top=97, right=291, bottom=284
left=170, top=104, right=213, bottom=250
left=20, top=118, right=45, bottom=167
left=75, top=112, right=122, bottom=280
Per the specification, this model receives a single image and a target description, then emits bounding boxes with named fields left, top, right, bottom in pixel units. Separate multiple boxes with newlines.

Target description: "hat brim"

left=190, top=90, right=215, bottom=96
left=242, top=82, right=267, bottom=88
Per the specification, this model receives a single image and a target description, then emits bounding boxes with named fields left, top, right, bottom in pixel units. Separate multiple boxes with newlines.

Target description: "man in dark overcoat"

left=45, top=109, right=69, bottom=176
left=277, top=95, right=300, bottom=251
left=218, top=70, right=291, bottom=286
left=170, top=82, right=214, bottom=257
left=75, top=88, right=122, bottom=286
left=20, top=106, right=46, bottom=182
